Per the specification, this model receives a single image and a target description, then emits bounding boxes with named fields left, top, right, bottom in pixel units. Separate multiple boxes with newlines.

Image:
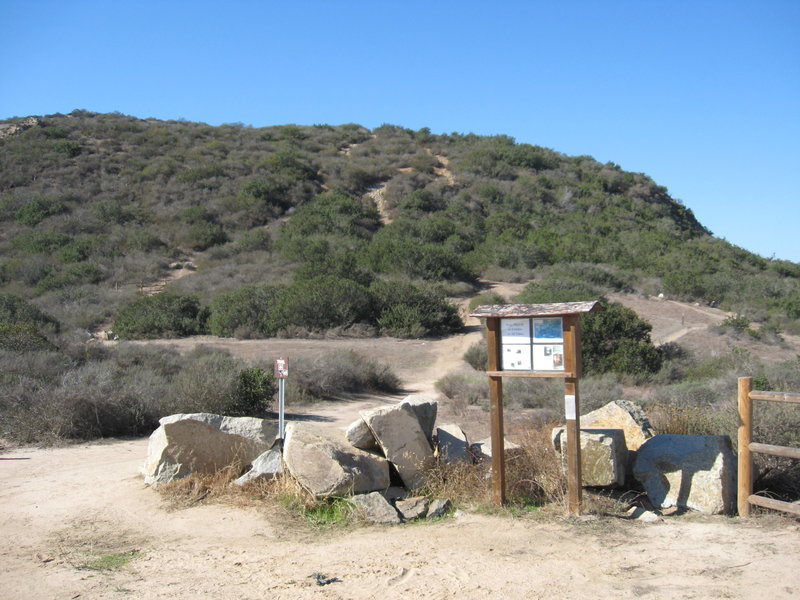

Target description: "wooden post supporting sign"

left=470, top=301, right=601, bottom=516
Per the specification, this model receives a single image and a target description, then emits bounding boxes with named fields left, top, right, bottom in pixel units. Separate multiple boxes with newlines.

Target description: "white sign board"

left=500, top=317, right=564, bottom=371
left=500, top=318, right=531, bottom=344
left=503, top=344, right=533, bottom=370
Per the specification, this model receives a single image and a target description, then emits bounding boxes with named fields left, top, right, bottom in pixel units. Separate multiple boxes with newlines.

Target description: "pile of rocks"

left=141, top=395, right=467, bottom=524
left=551, top=400, right=737, bottom=514
left=141, top=397, right=739, bottom=520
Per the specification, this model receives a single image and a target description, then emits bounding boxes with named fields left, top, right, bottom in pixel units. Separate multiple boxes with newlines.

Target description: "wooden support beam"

left=749, top=442, right=800, bottom=460
left=563, top=314, right=582, bottom=516
left=485, top=370, right=576, bottom=378
left=738, top=377, right=753, bottom=517
left=749, top=390, right=800, bottom=404
left=486, top=317, right=506, bottom=506
left=748, top=495, right=800, bottom=517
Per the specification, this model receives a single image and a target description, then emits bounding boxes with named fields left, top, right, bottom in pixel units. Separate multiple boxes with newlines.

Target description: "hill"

left=1, top=110, right=798, bottom=339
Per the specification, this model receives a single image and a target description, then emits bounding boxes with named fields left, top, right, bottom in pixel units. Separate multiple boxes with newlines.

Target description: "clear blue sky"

left=2, top=1, right=798, bottom=262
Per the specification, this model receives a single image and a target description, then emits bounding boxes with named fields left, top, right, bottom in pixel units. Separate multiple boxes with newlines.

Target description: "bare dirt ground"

left=3, top=285, right=800, bottom=599
left=2, top=439, right=799, bottom=600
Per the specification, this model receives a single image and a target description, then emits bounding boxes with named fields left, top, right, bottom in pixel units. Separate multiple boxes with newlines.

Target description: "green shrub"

left=12, top=231, right=72, bottom=254
left=581, top=303, right=663, bottom=377
left=274, top=276, right=373, bottom=333
left=0, top=323, right=54, bottom=351
left=208, top=284, right=283, bottom=338
left=15, top=196, right=68, bottom=226
left=0, top=293, right=59, bottom=331
left=369, top=279, right=462, bottom=337
left=232, top=367, right=277, bottom=415
left=114, top=293, right=207, bottom=339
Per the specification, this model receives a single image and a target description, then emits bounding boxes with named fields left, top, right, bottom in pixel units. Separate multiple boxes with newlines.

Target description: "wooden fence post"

left=737, top=377, right=753, bottom=517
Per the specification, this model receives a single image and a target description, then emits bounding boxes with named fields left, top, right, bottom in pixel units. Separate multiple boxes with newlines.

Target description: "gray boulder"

left=436, top=423, right=471, bottom=463
left=581, top=400, right=655, bottom=451
left=142, top=413, right=277, bottom=486
left=399, top=394, right=438, bottom=443
left=427, top=498, right=452, bottom=519
left=351, top=492, right=401, bottom=524
left=552, top=428, right=628, bottom=487
left=395, top=496, right=430, bottom=521
left=633, top=434, right=737, bottom=514
left=234, top=447, right=283, bottom=485
left=471, top=437, right=523, bottom=462
left=283, top=423, right=390, bottom=497
left=361, top=403, right=434, bottom=490
left=345, top=418, right=378, bottom=450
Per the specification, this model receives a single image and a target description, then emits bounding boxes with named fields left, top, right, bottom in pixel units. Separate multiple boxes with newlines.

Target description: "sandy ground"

left=2, top=439, right=799, bottom=600
left=3, top=287, right=800, bottom=599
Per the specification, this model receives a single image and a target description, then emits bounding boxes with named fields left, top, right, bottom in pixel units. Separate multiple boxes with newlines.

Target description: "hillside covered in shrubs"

left=0, top=110, right=798, bottom=341
left=2, top=111, right=800, bottom=461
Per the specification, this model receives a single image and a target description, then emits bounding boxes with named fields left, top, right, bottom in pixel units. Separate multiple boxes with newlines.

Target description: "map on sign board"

left=500, top=317, right=564, bottom=371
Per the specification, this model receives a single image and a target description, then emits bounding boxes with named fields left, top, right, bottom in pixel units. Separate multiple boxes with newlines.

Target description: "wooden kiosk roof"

left=469, top=300, right=602, bottom=319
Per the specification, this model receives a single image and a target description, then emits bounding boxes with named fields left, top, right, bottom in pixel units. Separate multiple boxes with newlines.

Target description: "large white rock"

left=552, top=428, right=628, bottom=487
left=633, top=434, right=737, bottom=514
left=581, top=400, right=655, bottom=451
left=283, top=422, right=390, bottom=497
left=399, top=394, right=438, bottom=443
left=361, top=403, right=434, bottom=490
left=141, top=413, right=278, bottom=486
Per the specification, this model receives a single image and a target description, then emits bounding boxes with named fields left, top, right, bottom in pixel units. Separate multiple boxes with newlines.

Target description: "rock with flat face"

left=351, top=492, right=401, bottom=524
left=633, top=434, right=737, bottom=514
left=234, top=447, right=283, bottom=485
left=399, top=394, right=438, bottom=443
left=141, top=413, right=277, bottom=486
left=361, top=403, right=434, bottom=490
left=436, top=423, right=471, bottom=463
left=581, top=400, right=655, bottom=451
left=552, top=428, right=628, bottom=487
left=283, top=422, right=390, bottom=497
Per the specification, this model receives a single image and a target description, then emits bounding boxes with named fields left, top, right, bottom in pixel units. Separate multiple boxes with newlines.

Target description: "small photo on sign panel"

left=502, top=344, right=532, bottom=370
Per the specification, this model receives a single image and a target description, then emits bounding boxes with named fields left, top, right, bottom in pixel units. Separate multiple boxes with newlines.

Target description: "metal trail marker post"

left=274, top=357, right=288, bottom=440
left=470, top=301, right=601, bottom=515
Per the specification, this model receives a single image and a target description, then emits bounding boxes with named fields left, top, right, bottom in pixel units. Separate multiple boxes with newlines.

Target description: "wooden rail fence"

left=737, top=377, right=800, bottom=517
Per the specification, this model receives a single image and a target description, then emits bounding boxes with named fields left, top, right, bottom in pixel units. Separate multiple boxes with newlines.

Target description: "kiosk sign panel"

left=500, top=316, right=564, bottom=371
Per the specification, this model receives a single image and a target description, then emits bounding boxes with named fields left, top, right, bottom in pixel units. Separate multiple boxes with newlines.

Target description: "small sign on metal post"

left=274, top=357, right=288, bottom=440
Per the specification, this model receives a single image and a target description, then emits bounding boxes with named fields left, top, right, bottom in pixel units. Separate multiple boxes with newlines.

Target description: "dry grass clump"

left=420, top=422, right=566, bottom=513
left=157, top=469, right=356, bottom=528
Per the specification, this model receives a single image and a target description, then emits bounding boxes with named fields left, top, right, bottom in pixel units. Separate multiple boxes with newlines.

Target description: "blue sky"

left=1, top=1, right=798, bottom=262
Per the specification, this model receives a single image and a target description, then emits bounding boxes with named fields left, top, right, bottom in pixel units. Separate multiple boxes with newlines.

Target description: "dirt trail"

left=2, top=439, right=798, bottom=600
left=3, top=285, right=800, bottom=599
